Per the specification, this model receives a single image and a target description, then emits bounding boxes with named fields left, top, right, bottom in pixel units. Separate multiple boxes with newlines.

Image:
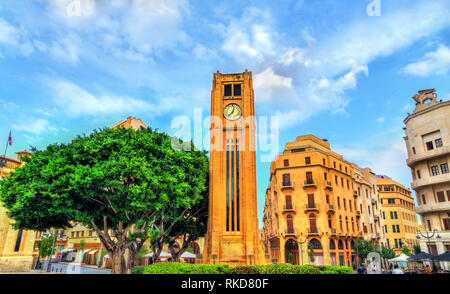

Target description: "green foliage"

left=380, top=244, right=395, bottom=259
left=413, top=245, right=421, bottom=255
left=308, top=242, right=315, bottom=263
left=79, top=240, right=85, bottom=251
left=401, top=245, right=411, bottom=256
left=39, top=235, right=54, bottom=258
left=355, top=239, right=376, bottom=260
left=137, top=245, right=150, bottom=258
left=287, top=253, right=294, bottom=264
left=132, top=262, right=231, bottom=274
left=131, top=263, right=354, bottom=275
left=186, top=247, right=194, bottom=254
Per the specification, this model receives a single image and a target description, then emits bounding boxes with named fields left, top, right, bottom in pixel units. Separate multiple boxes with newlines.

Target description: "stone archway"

left=285, top=239, right=299, bottom=265
left=309, top=238, right=324, bottom=266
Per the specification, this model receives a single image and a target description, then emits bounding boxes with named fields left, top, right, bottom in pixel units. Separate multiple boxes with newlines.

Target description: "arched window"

left=350, top=240, right=355, bottom=250
left=329, top=239, right=336, bottom=250
left=309, top=238, right=322, bottom=250
left=190, top=242, right=200, bottom=254
left=338, top=240, right=344, bottom=250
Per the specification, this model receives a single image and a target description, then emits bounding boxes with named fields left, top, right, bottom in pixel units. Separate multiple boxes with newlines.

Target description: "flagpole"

left=1, top=131, right=11, bottom=170
left=4, top=131, right=10, bottom=158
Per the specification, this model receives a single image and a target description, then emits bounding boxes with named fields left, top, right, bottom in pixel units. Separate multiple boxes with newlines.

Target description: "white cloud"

left=13, top=118, right=57, bottom=135
left=377, top=117, right=385, bottom=124
left=254, top=67, right=295, bottom=103
left=401, top=44, right=450, bottom=77
left=0, top=18, right=34, bottom=56
left=48, top=80, right=153, bottom=117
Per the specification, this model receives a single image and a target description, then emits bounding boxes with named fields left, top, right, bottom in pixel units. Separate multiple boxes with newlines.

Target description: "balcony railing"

left=356, top=211, right=361, bottom=217
left=371, top=199, right=377, bottom=205
left=373, top=215, right=379, bottom=221
left=307, top=228, right=320, bottom=236
left=303, top=179, right=317, bottom=189
left=281, top=182, right=294, bottom=190
left=282, top=204, right=296, bottom=214
left=327, top=204, right=335, bottom=213
left=284, top=229, right=296, bottom=236
left=325, top=181, right=333, bottom=190
left=330, top=228, right=337, bottom=235
left=305, top=203, right=320, bottom=212
left=353, top=190, right=358, bottom=197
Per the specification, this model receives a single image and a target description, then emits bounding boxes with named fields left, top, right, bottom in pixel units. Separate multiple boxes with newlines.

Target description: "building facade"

left=403, top=89, right=450, bottom=268
left=0, top=151, right=36, bottom=271
left=376, top=176, right=420, bottom=255
left=203, top=70, right=264, bottom=266
left=353, top=165, right=387, bottom=249
left=262, top=135, right=359, bottom=267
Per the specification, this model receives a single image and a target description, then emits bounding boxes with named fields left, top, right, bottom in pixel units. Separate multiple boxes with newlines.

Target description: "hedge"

left=131, top=263, right=353, bottom=274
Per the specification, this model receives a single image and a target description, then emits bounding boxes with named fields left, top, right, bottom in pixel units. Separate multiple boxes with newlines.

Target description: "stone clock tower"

left=203, top=70, right=263, bottom=266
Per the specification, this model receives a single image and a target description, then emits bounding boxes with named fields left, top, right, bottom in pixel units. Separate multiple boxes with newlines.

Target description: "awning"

left=408, top=252, right=436, bottom=260
left=435, top=252, right=450, bottom=261
left=181, top=252, right=196, bottom=258
left=388, top=253, right=410, bottom=263
left=88, top=250, right=98, bottom=255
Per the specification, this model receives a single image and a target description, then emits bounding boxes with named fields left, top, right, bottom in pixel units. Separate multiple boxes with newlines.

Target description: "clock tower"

left=203, top=70, right=263, bottom=266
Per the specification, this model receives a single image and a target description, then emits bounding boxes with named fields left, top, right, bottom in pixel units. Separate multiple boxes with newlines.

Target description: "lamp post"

left=416, top=230, right=441, bottom=273
left=45, top=230, right=66, bottom=272
left=293, top=237, right=308, bottom=265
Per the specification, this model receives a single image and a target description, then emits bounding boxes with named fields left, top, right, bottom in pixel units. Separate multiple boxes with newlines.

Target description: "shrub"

left=131, top=262, right=353, bottom=275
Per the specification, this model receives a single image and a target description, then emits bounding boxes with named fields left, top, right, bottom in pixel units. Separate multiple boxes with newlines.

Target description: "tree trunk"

left=111, top=248, right=126, bottom=274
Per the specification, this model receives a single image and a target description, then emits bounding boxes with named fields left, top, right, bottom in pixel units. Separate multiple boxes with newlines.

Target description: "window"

left=417, top=170, right=421, bottom=179
left=337, top=197, right=341, bottom=209
left=306, top=172, right=313, bottom=184
left=447, top=191, right=450, bottom=202
left=323, top=158, right=326, bottom=165
left=441, top=163, right=449, bottom=174
left=343, top=199, right=347, bottom=210
left=333, top=162, right=336, bottom=169
left=422, top=195, right=426, bottom=205
left=224, top=84, right=232, bottom=97
left=292, top=148, right=305, bottom=153
left=390, top=211, right=394, bottom=219
left=437, top=191, right=446, bottom=202
left=435, top=138, right=443, bottom=148
left=394, top=239, right=398, bottom=248
left=324, top=172, right=327, bottom=180
left=396, top=225, right=400, bottom=233
left=335, top=175, right=338, bottom=185
left=345, top=167, right=348, bottom=173
left=431, top=166, right=440, bottom=176
left=368, top=205, right=371, bottom=215
left=326, top=194, right=330, bottom=204
left=443, top=219, right=450, bottom=231
left=283, top=159, right=289, bottom=167
left=339, top=164, right=342, bottom=171
left=394, top=211, right=398, bottom=219
left=341, top=178, right=344, bottom=186
left=412, top=147, right=416, bottom=154
left=384, top=225, right=387, bottom=233
left=233, top=84, right=241, bottom=96
left=427, top=220, right=432, bottom=231
left=388, top=198, right=395, bottom=204
left=426, top=141, right=434, bottom=151
left=346, top=180, right=349, bottom=189
left=14, top=229, right=23, bottom=252
left=282, top=174, right=291, bottom=186
left=382, top=211, right=385, bottom=219
left=392, top=225, right=396, bottom=233
left=305, top=157, right=311, bottom=165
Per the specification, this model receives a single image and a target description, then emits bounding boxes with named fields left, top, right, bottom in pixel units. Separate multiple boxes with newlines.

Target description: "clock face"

left=223, top=103, right=242, bottom=121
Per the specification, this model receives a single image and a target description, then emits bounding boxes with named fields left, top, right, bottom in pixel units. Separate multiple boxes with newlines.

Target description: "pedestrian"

left=372, top=263, right=377, bottom=273
left=358, top=264, right=365, bottom=274
left=392, top=264, right=404, bottom=274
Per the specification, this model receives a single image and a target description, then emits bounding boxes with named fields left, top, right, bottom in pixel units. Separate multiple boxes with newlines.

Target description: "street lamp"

left=293, top=237, right=308, bottom=265
left=416, top=229, right=441, bottom=273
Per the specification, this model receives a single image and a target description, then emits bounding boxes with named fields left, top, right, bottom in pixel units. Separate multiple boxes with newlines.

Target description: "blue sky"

left=1, top=0, right=449, bottom=225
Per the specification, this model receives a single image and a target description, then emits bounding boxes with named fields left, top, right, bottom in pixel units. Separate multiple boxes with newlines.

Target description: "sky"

left=1, top=0, right=449, bottom=225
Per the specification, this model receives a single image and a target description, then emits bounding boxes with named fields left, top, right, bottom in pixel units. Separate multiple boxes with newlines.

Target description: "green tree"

left=287, top=253, right=294, bottom=264
left=355, top=239, right=376, bottom=263
left=308, top=242, right=315, bottom=263
left=402, top=245, right=411, bottom=256
left=380, top=244, right=395, bottom=259
left=0, top=127, right=209, bottom=274
left=413, top=244, right=421, bottom=255
left=39, top=235, right=54, bottom=259
left=79, top=239, right=86, bottom=251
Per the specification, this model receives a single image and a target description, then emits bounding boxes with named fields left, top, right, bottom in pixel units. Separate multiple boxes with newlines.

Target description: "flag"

left=8, top=131, right=12, bottom=146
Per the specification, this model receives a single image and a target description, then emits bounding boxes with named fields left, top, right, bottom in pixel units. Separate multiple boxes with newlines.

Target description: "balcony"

left=305, top=203, right=320, bottom=212
left=325, top=181, right=333, bottom=190
left=353, top=190, right=358, bottom=197
left=371, top=199, right=377, bottom=205
left=303, top=180, right=317, bottom=189
left=406, top=145, right=450, bottom=167
left=327, top=204, right=335, bottom=213
left=416, top=202, right=450, bottom=214
left=307, top=228, right=320, bottom=236
left=330, top=228, right=337, bottom=236
left=284, top=229, right=296, bottom=237
left=281, top=182, right=294, bottom=190
left=411, top=173, right=450, bottom=190
left=282, top=204, right=296, bottom=214
left=373, top=215, right=379, bottom=221
left=371, top=233, right=381, bottom=239
left=356, top=211, right=361, bottom=218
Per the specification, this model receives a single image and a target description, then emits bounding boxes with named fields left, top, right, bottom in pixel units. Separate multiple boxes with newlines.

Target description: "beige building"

left=376, top=176, right=420, bottom=255
left=403, top=89, right=450, bottom=269
left=352, top=165, right=387, bottom=249
left=0, top=151, right=36, bottom=272
left=263, top=135, right=359, bottom=268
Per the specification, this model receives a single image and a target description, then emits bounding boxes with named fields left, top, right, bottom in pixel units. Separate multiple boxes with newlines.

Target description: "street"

left=37, top=261, right=111, bottom=274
